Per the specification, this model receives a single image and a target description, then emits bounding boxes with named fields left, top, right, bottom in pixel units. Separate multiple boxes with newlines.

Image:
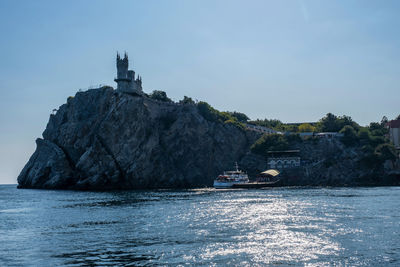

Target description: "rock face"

left=18, top=86, right=399, bottom=190
left=18, top=87, right=256, bottom=190
left=272, top=138, right=400, bottom=186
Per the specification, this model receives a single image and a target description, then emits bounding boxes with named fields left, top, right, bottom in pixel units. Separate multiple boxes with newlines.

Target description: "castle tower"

left=116, top=52, right=129, bottom=79
left=114, top=52, right=143, bottom=94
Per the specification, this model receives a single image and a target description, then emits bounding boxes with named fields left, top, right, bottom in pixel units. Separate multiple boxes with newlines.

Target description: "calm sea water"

left=0, top=185, right=399, bottom=266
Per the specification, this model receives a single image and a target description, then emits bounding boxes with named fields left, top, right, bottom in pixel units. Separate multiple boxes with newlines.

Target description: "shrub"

left=375, top=143, right=397, bottom=162
left=298, top=123, right=316, bottom=132
left=340, top=125, right=358, bottom=146
left=317, top=113, right=359, bottom=132
left=179, top=96, right=195, bottom=105
left=196, top=101, right=245, bottom=130
left=149, top=90, right=172, bottom=102
left=228, top=111, right=250, bottom=122
left=197, top=101, right=221, bottom=122
left=251, top=134, right=290, bottom=156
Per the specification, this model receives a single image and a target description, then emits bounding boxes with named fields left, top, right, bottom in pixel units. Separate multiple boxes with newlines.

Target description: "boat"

left=214, top=167, right=282, bottom=189
left=232, top=169, right=281, bottom=188
left=213, top=163, right=249, bottom=189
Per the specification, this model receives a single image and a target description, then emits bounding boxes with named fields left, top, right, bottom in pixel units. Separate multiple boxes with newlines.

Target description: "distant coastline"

left=16, top=54, right=400, bottom=190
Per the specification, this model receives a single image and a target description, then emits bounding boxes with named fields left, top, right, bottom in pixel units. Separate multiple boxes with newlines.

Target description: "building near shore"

left=267, top=150, right=301, bottom=169
left=245, top=124, right=281, bottom=134
left=386, top=119, right=400, bottom=149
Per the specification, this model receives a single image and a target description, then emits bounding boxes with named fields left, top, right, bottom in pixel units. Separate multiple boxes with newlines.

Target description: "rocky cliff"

left=279, top=138, right=400, bottom=186
left=18, top=86, right=399, bottom=190
left=18, top=87, right=257, bottom=190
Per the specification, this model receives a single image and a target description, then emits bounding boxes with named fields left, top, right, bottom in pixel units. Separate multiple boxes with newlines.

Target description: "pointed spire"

left=124, top=51, right=128, bottom=60
left=116, top=51, right=120, bottom=60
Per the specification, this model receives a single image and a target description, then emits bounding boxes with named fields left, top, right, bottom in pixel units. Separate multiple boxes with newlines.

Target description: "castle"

left=114, top=52, right=143, bottom=94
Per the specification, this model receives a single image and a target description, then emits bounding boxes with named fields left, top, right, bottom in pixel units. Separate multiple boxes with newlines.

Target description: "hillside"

left=18, top=87, right=257, bottom=190
left=17, top=87, right=399, bottom=190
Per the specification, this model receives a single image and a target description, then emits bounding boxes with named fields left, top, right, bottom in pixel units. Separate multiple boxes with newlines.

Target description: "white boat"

left=213, top=163, right=249, bottom=189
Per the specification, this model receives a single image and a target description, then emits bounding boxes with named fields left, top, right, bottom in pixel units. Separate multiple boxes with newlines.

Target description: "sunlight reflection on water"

left=0, top=186, right=399, bottom=266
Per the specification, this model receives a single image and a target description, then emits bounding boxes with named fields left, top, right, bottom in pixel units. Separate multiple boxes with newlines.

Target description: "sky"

left=0, top=0, right=399, bottom=184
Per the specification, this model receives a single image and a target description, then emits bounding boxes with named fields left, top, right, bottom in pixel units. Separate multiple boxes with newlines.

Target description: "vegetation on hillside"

left=196, top=101, right=246, bottom=130
left=149, top=90, right=173, bottom=102
left=179, top=96, right=195, bottom=105
left=145, top=92, right=398, bottom=162
left=248, top=113, right=360, bottom=133
left=249, top=112, right=398, bottom=167
left=250, top=134, right=302, bottom=157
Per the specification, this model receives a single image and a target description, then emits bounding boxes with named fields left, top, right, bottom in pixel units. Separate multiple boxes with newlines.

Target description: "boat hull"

left=213, top=181, right=250, bottom=189
left=232, top=181, right=281, bottom=189
left=213, top=181, right=235, bottom=189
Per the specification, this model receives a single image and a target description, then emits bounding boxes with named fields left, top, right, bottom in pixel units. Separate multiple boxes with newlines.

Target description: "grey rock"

left=18, top=86, right=254, bottom=190
left=17, top=138, right=74, bottom=189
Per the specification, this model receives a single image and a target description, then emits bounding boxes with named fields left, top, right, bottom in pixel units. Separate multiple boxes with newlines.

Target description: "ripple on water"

left=0, top=186, right=399, bottom=266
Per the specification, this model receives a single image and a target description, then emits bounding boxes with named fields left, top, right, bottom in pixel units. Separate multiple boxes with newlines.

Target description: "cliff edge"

left=18, top=87, right=256, bottom=190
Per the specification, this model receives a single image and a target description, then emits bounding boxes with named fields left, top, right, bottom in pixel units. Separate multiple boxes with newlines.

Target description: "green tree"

left=248, top=118, right=283, bottom=129
left=251, top=134, right=289, bottom=156
left=149, top=90, right=172, bottom=102
left=179, top=96, right=195, bottom=105
left=298, top=123, right=316, bottom=132
left=369, top=122, right=388, bottom=137
left=318, top=113, right=358, bottom=132
left=319, top=113, right=339, bottom=132
left=196, top=102, right=245, bottom=130
left=358, top=128, right=371, bottom=145
left=197, top=101, right=220, bottom=122
left=375, top=143, right=397, bottom=162
left=340, top=125, right=358, bottom=146
left=229, top=111, right=250, bottom=122
left=381, top=116, right=388, bottom=126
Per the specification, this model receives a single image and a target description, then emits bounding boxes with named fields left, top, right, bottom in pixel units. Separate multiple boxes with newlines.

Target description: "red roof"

left=387, top=119, right=400, bottom=128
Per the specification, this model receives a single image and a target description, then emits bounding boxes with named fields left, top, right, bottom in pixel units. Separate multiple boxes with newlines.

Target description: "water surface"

left=0, top=185, right=399, bottom=266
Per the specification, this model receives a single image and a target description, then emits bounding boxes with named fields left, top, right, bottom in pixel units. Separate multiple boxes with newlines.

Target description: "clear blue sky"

left=0, top=0, right=399, bottom=184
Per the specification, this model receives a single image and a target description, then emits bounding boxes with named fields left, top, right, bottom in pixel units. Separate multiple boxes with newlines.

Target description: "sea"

left=0, top=185, right=399, bottom=266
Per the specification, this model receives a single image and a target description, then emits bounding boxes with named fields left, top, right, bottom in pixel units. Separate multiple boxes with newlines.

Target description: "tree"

left=248, top=118, right=283, bottom=129
left=298, top=123, right=316, bottom=132
left=229, top=111, right=250, bottom=122
left=318, top=113, right=358, bottom=132
left=358, top=128, right=371, bottom=144
left=375, top=143, right=397, bottom=162
left=179, top=96, right=195, bottom=105
left=340, top=125, right=358, bottom=146
left=319, top=113, right=339, bottom=132
left=149, top=90, right=172, bottom=102
left=381, top=116, right=388, bottom=126
left=250, top=134, right=289, bottom=156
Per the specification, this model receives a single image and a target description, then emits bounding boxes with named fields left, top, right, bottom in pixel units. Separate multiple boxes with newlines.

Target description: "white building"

left=245, top=124, right=281, bottom=134
left=267, top=150, right=301, bottom=169
left=387, top=119, right=400, bottom=149
left=315, top=132, right=344, bottom=138
left=267, top=157, right=300, bottom=169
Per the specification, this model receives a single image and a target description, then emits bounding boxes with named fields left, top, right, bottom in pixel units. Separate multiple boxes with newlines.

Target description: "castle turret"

left=116, top=52, right=129, bottom=80
left=127, top=70, right=135, bottom=81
